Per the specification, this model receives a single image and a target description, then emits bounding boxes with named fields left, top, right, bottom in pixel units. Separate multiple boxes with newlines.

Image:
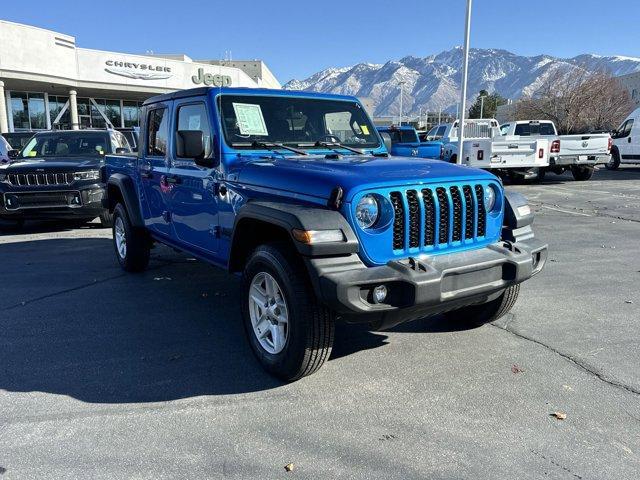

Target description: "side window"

left=111, top=132, right=130, bottom=152
left=623, top=119, right=634, bottom=137
left=146, top=108, right=168, bottom=156
left=499, top=124, right=510, bottom=135
left=436, top=126, right=447, bottom=138
left=176, top=103, right=212, bottom=157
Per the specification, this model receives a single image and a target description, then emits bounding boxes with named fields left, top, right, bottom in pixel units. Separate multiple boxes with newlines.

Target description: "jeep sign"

left=192, top=68, right=232, bottom=87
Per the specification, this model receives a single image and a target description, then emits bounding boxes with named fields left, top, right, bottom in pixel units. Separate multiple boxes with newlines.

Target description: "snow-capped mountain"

left=284, top=48, right=640, bottom=116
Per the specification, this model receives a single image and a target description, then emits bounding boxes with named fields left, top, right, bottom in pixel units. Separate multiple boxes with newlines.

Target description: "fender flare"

left=230, top=201, right=359, bottom=258
left=105, top=173, right=144, bottom=228
left=502, top=191, right=535, bottom=242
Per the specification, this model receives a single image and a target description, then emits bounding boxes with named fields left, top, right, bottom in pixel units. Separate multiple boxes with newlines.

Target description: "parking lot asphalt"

left=1, top=166, right=639, bottom=479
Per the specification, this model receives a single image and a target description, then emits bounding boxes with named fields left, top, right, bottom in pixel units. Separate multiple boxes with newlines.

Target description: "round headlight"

left=484, top=185, right=497, bottom=211
left=355, top=195, right=379, bottom=229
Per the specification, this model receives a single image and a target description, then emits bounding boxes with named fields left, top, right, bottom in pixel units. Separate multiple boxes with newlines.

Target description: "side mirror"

left=177, top=130, right=218, bottom=167
left=380, top=132, right=393, bottom=153
left=115, top=147, right=129, bottom=154
left=8, top=149, right=19, bottom=159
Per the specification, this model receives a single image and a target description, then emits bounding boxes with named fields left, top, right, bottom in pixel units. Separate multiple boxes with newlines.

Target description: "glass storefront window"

left=10, top=93, right=30, bottom=130
left=49, top=96, right=70, bottom=129
left=123, top=101, right=140, bottom=127
left=28, top=93, right=46, bottom=130
left=91, top=99, right=107, bottom=129
left=105, top=100, right=122, bottom=128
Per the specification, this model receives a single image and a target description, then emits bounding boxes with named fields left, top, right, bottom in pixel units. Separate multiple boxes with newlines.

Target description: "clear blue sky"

left=3, top=0, right=639, bottom=83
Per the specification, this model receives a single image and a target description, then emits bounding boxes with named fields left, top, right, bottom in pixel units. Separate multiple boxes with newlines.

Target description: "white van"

left=608, top=108, right=640, bottom=169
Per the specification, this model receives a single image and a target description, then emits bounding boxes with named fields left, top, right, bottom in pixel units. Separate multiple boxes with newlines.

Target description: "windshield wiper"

left=314, top=141, right=364, bottom=155
left=251, top=141, right=308, bottom=155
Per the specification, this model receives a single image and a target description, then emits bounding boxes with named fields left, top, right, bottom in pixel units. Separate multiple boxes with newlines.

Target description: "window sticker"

left=232, top=102, right=269, bottom=136
left=361, top=125, right=370, bottom=135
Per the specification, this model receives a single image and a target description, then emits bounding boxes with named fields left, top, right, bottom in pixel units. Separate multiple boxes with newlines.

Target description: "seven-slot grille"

left=7, top=172, right=74, bottom=187
left=389, top=184, right=488, bottom=251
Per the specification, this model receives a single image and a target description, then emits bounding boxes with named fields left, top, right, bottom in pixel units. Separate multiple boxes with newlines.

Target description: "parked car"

left=608, top=108, right=640, bottom=170
left=499, top=120, right=611, bottom=181
left=1, top=131, right=36, bottom=150
left=0, top=129, right=131, bottom=229
left=116, top=127, right=140, bottom=152
left=376, top=126, right=441, bottom=158
left=0, top=135, right=11, bottom=164
left=103, top=87, right=547, bottom=381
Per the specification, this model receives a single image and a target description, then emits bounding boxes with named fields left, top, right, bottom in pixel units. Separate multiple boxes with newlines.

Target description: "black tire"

left=444, top=284, right=520, bottom=327
left=112, top=203, right=150, bottom=272
left=571, top=165, right=594, bottom=181
left=534, top=167, right=546, bottom=182
left=241, top=243, right=335, bottom=381
left=605, top=149, right=620, bottom=170
left=0, top=217, right=24, bottom=232
left=99, top=211, right=113, bottom=228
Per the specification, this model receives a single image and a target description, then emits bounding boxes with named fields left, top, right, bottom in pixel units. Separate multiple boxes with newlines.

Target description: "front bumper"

left=551, top=154, right=610, bottom=166
left=309, top=238, right=547, bottom=329
left=0, top=183, right=106, bottom=220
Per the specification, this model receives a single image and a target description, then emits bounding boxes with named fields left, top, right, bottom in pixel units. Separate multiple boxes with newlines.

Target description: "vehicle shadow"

left=502, top=166, right=640, bottom=186
left=0, top=238, right=281, bottom=403
left=0, top=236, right=478, bottom=403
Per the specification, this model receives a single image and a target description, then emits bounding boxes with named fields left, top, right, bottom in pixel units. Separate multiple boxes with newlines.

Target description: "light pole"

left=457, top=0, right=473, bottom=165
left=398, top=80, right=406, bottom=126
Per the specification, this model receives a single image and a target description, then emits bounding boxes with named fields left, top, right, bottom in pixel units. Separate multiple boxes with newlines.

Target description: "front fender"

left=232, top=201, right=359, bottom=257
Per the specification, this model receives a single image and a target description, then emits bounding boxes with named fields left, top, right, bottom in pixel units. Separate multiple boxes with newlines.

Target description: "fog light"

left=373, top=285, right=388, bottom=304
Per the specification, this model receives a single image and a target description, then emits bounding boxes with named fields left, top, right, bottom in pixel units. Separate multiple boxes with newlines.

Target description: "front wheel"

left=444, top=284, right=520, bottom=327
left=571, top=165, right=594, bottom=181
left=241, top=243, right=335, bottom=381
left=112, top=203, right=150, bottom=272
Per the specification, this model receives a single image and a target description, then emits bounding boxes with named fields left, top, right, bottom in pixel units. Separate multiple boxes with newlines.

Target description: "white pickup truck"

left=498, top=120, right=612, bottom=181
left=441, top=119, right=551, bottom=179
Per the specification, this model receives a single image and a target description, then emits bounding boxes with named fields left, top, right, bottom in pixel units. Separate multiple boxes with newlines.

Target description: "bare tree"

left=514, top=67, right=634, bottom=134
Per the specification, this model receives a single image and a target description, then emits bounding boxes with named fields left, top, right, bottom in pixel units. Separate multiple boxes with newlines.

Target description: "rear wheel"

left=112, top=203, right=150, bottom=272
left=444, top=284, right=520, bottom=327
left=605, top=149, right=620, bottom=170
left=241, top=243, right=335, bottom=381
left=571, top=165, right=594, bottom=181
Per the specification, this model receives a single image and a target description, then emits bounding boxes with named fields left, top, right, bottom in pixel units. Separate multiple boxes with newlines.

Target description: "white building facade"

left=618, top=71, right=640, bottom=108
left=0, top=20, right=281, bottom=133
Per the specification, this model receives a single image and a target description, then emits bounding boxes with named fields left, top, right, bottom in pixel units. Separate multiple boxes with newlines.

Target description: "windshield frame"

left=217, top=93, right=382, bottom=153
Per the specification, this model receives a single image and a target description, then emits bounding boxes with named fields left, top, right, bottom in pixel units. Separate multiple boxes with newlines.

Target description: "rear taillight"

left=477, top=149, right=484, bottom=160
left=608, top=137, right=612, bottom=152
left=550, top=140, right=560, bottom=153
left=538, top=148, right=544, bottom=159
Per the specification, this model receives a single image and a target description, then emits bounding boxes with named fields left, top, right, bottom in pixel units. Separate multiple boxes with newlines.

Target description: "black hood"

left=2, top=156, right=104, bottom=172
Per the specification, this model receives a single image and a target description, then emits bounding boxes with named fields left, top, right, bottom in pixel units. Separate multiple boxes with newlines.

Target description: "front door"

left=138, top=106, right=173, bottom=238
left=167, top=99, right=219, bottom=254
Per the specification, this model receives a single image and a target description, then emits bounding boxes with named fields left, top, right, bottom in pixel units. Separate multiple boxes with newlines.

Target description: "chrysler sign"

left=104, top=60, right=172, bottom=80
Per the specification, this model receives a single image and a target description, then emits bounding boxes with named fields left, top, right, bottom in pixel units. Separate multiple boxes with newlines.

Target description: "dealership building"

left=0, top=20, right=281, bottom=133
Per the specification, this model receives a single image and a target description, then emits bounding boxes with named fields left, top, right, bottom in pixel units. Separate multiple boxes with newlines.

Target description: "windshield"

left=20, top=132, right=111, bottom=158
left=219, top=95, right=380, bottom=150
left=3, top=133, right=34, bottom=149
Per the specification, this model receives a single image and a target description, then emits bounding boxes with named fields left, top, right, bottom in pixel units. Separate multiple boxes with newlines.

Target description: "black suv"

left=0, top=129, right=131, bottom=229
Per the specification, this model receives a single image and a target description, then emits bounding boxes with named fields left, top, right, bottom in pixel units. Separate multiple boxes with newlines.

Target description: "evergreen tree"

left=468, top=90, right=507, bottom=119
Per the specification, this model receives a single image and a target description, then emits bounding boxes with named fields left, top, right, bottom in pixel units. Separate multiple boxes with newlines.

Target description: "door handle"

left=139, top=164, right=153, bottom=178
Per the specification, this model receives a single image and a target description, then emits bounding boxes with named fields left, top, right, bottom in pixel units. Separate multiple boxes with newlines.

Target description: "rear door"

left=167, top=98, right=219, bottom=254
left=138, top=105, right=173, bottom=238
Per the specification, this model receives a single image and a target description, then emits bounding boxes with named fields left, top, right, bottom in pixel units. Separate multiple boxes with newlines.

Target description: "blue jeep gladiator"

left=376, top=125, right=441, bottom=159
left=103, top=87, right=547, bottom=381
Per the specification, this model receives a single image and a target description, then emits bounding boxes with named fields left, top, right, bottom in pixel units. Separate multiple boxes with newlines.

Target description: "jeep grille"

left=390, top=184, right=488, bottom=251
left=7, top=172, right=74, bottom=187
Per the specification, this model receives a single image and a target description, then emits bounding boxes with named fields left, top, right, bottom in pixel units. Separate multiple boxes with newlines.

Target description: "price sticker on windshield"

left=232, top=103, right=269, bottom=136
